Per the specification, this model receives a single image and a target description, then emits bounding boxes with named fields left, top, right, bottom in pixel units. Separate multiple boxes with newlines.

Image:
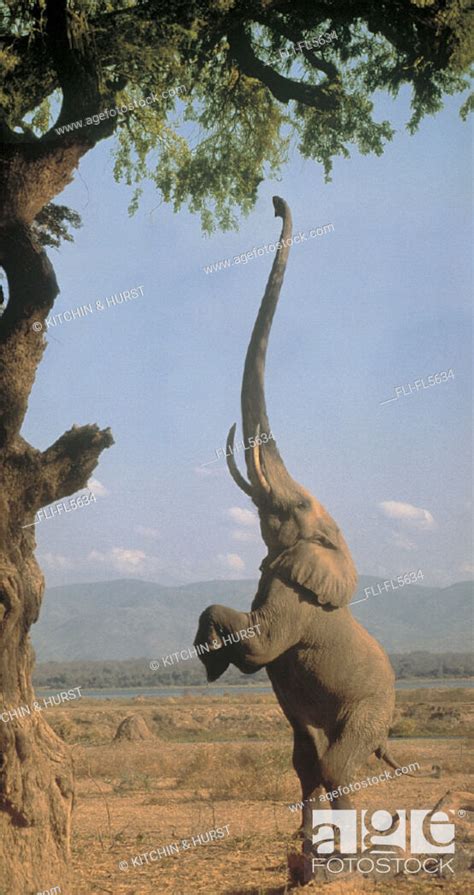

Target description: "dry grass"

left=41, top=687, right=474, bottom=894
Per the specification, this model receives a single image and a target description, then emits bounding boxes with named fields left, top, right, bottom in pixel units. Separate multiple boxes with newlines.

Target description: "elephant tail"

left=375, top=745, right=416, bottom=775
left=375, top=746, right=441, bottom=778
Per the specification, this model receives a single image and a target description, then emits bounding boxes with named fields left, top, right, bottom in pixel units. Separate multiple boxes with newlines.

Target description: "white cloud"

left=40, top=552, right=73, bottom=570
left=231, top=529, right=257, bottom=543
left=89, top=547, right=146, bottom=573
left=88, top=549, right=106, bottom=564
left=194, top=464, right=225, bottom=478
left=217, top=553, right=245, bottom=572
left=227, top=507, right=258, bottom=527
left=460, top=562, right=474, bottom=576
left=194, top=465, right=214, bottom=477
left=379, top=501, right=435, bottom=530
left=87, top=546, right=168, bottom=578
left=88, top=478, right=108, bottom=497
left=226, top=507, right=259, bottom=544
left=112, top=548, right=146, bottom=568
left=390, top=531, right=417, bottom=551
left=135, top=525, right=161, bottom=540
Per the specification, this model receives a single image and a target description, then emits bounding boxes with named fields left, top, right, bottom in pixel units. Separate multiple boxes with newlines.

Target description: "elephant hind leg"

left=319, top=703, right=386, bottom=809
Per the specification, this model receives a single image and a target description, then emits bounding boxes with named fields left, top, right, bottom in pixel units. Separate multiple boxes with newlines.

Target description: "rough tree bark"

left=0, top=2, right=117, bottom=891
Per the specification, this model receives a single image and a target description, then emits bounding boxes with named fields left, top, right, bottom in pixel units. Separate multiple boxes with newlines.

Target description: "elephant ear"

left=269, top=531, right=357, bottom=608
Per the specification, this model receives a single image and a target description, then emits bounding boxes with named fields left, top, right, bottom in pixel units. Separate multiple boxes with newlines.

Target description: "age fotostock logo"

left=311, top=809, right=455, bottom=876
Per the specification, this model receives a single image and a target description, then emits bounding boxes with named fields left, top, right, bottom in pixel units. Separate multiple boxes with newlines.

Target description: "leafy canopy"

left=1, top=0, right=472, bottom=231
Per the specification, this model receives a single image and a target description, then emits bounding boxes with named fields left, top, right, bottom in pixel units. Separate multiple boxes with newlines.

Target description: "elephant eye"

left=296, top=500, right=309, bottom=510
left=312, top=534, right=337, bottom=550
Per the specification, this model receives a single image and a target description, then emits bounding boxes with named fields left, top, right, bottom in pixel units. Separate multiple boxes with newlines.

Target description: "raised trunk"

left=240, top=197, right=299, bottom=500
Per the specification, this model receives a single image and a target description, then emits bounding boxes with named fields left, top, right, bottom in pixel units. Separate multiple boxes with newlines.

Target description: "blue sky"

left=24, top=87, right=472, bottom=589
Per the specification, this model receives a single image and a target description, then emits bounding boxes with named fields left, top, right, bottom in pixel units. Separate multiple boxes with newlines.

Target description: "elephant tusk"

left=253, top=424, right=271, bottom=495
left=225, top=423, right=253, bottom=496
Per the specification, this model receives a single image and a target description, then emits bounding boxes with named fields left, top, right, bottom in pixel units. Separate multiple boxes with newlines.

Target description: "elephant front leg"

left=194, top=604, right=251, bottom=681
left=194, top=596, right=302, bottom=679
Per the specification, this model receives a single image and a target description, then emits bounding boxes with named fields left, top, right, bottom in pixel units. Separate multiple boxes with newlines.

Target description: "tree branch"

left=0, top=1, right=119, bottom=147
left=257, top=14, right=339, bottom=81
left=0, top=0, right=125, bottom=452
left=0, top=3, right=140, bottom=124
left=227, top=23, right=339, bottom=111
left=32, top=425, right=114, bottom=509
left=0, top=33, right=58, bottom=122
left=300, top=45, right=339, bottom=82
left=45, top=0, right=102, bottom=127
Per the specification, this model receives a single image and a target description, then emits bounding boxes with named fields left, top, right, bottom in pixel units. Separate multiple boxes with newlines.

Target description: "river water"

left=36, top=678, right=473, bottom=700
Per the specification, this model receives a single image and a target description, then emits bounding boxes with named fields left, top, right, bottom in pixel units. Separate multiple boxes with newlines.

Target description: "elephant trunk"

left=240, top=196, right=298, bottom=503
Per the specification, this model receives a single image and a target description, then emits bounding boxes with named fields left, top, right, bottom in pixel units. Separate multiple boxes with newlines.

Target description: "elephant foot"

left=289, top=847, right=391, bottom=886
left=288, top=847, right=350, bottom=886
left=290, top=826, right=305, bottom=842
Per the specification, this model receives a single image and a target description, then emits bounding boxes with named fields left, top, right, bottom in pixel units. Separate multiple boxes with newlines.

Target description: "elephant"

left=194, top=196, right=404, bottom=839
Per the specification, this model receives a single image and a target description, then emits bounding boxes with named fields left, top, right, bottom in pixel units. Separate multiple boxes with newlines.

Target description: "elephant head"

left=226, top=197, right=357, bottom=609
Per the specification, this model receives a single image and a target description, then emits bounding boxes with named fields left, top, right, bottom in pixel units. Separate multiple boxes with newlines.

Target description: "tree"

left=0, top=0, right=471, bottom=890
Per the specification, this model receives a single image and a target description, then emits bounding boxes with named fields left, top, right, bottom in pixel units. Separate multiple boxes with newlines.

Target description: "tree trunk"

left=0, top=197, right=113, bottom=895
left=0, top=554, right=74, bottom=894
left=0, top=3, right=119, bottom=889
left=0, top=429, right=112, bottom=894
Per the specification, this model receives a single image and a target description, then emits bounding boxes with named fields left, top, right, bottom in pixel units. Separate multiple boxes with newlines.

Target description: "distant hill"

left=31, top=576, right=473, bottom=661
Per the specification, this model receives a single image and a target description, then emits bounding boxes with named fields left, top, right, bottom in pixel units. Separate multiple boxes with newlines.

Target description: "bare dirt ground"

left=44, top=687, right=473, bottom=895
